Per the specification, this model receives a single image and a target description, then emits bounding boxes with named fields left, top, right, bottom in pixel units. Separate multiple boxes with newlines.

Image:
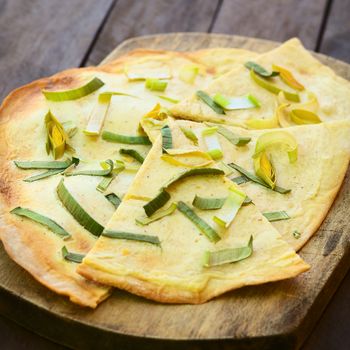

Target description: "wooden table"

left=0, top=1, right=349, bottom=349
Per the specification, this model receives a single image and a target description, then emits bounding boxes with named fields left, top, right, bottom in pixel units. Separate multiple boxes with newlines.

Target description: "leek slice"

left=102, top=230, right=160, bottom=246
left=56, top=179, right=104, bottom=236
left=119, top=149, right=145, bottom=164
left=228, top=163, right=291, bottom=194
left=157, top=95, right=180, bottom=103
left=213, top=93, right=260, bottom=110
left=272, top=65, right=304, bottom=90
left=245, top=112, right=279, bottom=129
left=254, top=152, right=276, bottom=189
left=179, top=65, right=199, bottom=84
left=250, top=70, right=300, bottom=102
left=24, top=169, right=64, bottom=183
left=65, top=159, right=114, bottom=177
left=161, top=125, right=173, bottom=152
left=263, top=211, right=290, bottom=222
left=14, top=158, right=78, bottom=170
left=61, top=246, right=85, bottom=263
left=231, top=175, right=250, bottom=185
left=177, top=201, right=220, bottom=243
left=203, top=236, right=253, bottom=267
left=62, top=121, right=78, bottom=138
left=253, top=130, right=298, bottom=163
left=202, top=127, right=223, bottom=160
left=84, top=95, right=110, bottom=136
left=105, top=193, right=121, bottom=209
left=136, top=202, right=177, bottom=226
left=192, top=196, right=226, bottom=210
left=11, top=207, right=70, bottom=239
left=42, top=77, right=104, bottom=101
left=245, top=62, right=279, bottom=78
left=102, top=131, right=151, bottom=145
left=213, top=185, right=246, bottom=227
left=217, top=161, right=234, bottom=176
left=213, top=125, right=251, bottom=146
left=179, top=126, right=198, bottom=145
left=143, top=103, right=168, bottom=121
left=161, top=151, right=213, bottom=168
left=96, top=175, right=114, bottom=193
left=196, top=91, right=225, bottom=114
left=143, top=189, right=171, bottom=217
left=290, top=109, right=321, bottom=125
left=145, top=78, right=168, bottom=92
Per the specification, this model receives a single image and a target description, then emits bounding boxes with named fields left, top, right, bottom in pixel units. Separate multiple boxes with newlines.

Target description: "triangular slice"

left=171, top=38, right=350, bottom=128
left=78, top=129, right=309, bottom=304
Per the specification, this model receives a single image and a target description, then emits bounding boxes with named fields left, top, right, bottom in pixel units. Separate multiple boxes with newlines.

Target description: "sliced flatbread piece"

left=78, top=130, right=309, bottom=304
left=171, top=38, right=350, bottom=128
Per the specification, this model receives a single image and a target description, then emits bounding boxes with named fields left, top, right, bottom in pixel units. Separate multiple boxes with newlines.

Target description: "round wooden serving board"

left=0, top=33, right=349, bottom=350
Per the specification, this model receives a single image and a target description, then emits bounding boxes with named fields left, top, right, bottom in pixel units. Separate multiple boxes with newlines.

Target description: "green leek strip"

left=177, top=201, right=220, bottom=243
left=161, top=125, right=173, bottom=153
left=196, top=91, right=225, bottom=115
left=203, top=236, right=253, bottom=267
left=14, top=158, right=77, bottom=169
left=24, top=169, right=64, bottom=183
left=180, top=126, right=198, bottom=145
left=244, top=61, right=279, bottom=78
left=290, top=109, right=321, bottom=125
left=213, top=125, right=251, bottom=146
left=143, top=189, right=171, bottom=217
left=136, top=202, right=177, bottom=226
left=250, top=70, right=300, bottom=102
left=102, top=230, right=161, bottom=246
left=263, top=211, right=290, bottom=222
left=231, top=175, right=250, bottom=185
left=61, top=246, right=85, bottom=263
left=119, top=149, right=145, bottom=164
left=179, top=65, right=199, bottom=84
left=10, top=207, right=70, bottom=239
left=65, top=159, right=114, bottom=177
left=228, top=163, right=291, bottom=194
left=98, top=91, right=138, bottom=103
left=114, top=159, right=139, bottom=172
left=157, top=95, right=180, bottom=103
left=56, top=179, right=104, bottom=236
left=145, top=78, right=168, bottom=92
left=217, top=161, right=234, bottom=176
left=213, top=93, right=260, bottom=110
left=96, top=175, right=114, bottom=193
left=213, top=185, right=246, bottom=228
left=42, top=77, right=104, bottom=101
left=192, top=196, right=226, bottom=210
left=202, top=127, right=223, bottom=160
left=105, top=193, right=122, bottom=209
left=102, top=131, right=151, bottom=145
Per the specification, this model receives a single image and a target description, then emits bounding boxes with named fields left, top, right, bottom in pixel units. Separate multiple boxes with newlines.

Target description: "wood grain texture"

left=319, top=0, right=350, bottom=63
left=0, top=34, right=349, bottom=350
left=212, top=0, right=327, bottom=50
left=85, top=0, right=220, bottom=66
left=0, top=0, right=113, bottom=101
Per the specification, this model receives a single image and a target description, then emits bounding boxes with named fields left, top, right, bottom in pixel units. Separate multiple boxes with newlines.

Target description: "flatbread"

left=0, top=48, right=255, bottom=307
left=78, top=127, right=309, bottom=304
left=171, top=38, right=350, bottom=127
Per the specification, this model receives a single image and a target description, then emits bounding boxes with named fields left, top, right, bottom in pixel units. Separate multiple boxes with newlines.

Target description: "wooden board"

left=1, top=33, right=350, bottom=350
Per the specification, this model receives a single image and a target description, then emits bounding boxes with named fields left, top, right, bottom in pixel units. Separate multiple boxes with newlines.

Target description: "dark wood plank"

left=212, top=0, right=327, bottom=50
left=85, top=0, right=219, bottom=66
left=319, top=0, right=350, bottom=63
left=0, top=0, right=113, bottom=101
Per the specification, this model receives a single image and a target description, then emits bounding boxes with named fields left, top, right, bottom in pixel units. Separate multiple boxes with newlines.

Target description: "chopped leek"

left=84, top=96, right=110, bottom=136
left=136, top=202, right=177, bottom=226
left=143, top=189, right=171, bottom=217
left=263, top=211, right=290, bottom=222
left=217, top=161, right=234, bottom=176
left=245, top=61, right=279, bottom=77
left=56, top=179, right=104, bottom=236
left=272, top=65, right=304, bottom=90
left=231, top=175, right=250, bottom=185
left=290, top=109, right=321, bottom=125
left=157, top=95, right=180, bottom=103
left=96, top=175, right=114, bottom=192
left=119, top=149, right=145, bottom=164
left=65, top=159, right=114, bottom=177
left=42, top=77, right=104, bottom=101
left=61, top=246, right=85, bottom=263
left=14, top=158, right=78, bottom=170
left=145, top=78, right=168, bottom=92
left=143, top=103, right=168, bottom=121
left=98, top=91, right=138, bottom=103
left=105, top=193, right=122, bottom=209
left=275, top=103, right=291, bottom=128
left=213, top=93, right=260, bottom=110
left=161, top=150, right=213, bottom=168
left=245, top=114, right=279, bottom=130
left=213, top=185, right=246, bottom=227
left=179, top=65, right=199, bottom=84
left=161, top=125, right=173, bottom=152
left=179, top=126, right=198, bottom=145
left=254, top=152, right=276, bottom=189
left=213, top=125, right=251, bottom=146
left=11, top=207, right=70, bottom=239
left=102, top=230, right=161, bottom=246
left=192, top=196, right=226, bottom=210
left=62, top=121, right=78, bottom=138
left=196, top=91, right=225, bottom=114
left=203, top=236, right=253, bottom=267
left=102, top=131, right=151, bottom=145
left=177, top=201, right=220, bottom=243
left=202, top=127, right=223, bottom=160
left=24, top=169, right=64, bottom=183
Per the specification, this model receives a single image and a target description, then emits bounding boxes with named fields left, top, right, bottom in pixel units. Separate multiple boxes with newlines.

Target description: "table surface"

left=0, top=1, right=349, bottom=349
